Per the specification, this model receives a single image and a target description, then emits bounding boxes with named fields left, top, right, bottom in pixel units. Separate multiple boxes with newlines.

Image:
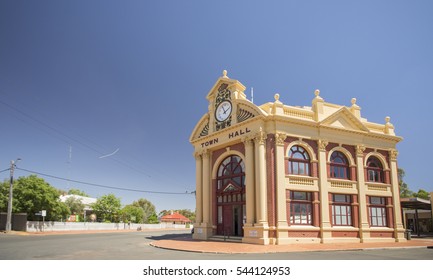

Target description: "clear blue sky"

left=1, top=1, right=432, bottom=213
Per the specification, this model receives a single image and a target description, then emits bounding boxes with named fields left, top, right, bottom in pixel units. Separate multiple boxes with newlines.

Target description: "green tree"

left=68, top=188, right=89, bottom=197
left=121, top=205, right=144, bottom=223
left=414, top=189, right=430, bottom=200
left=0, top=179, right=9, bottom=211
left=176, top=209, right=196, bottom=222
left=147, top=213, right=159, bottom=224
left=132, top=198, right=156, bottom=223
left=2, top=175, right=70, bottom=221
left=64, top=196, right=85, bottom=216
left=398, top=168, right=414, bottom=198
left=91, top=194, right=122, bottom=223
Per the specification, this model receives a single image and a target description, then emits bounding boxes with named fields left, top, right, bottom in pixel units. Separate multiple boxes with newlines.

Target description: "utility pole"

left=6, top=158, right=21, bottom=232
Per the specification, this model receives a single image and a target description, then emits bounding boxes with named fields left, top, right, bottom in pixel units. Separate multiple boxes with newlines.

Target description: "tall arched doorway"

left=216, top=155, right=246, bottom=236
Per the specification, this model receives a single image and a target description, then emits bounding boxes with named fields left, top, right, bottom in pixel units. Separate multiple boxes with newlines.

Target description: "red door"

left=223, top=205, right=232, bottom=236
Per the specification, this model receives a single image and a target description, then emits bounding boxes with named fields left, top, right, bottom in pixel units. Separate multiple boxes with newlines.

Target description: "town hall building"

left=190, top=70, right=405, bottom=245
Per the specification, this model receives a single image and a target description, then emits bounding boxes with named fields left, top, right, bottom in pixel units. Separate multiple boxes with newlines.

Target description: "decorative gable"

left=320, top=107, right=369, bottom=132
left=223, top=183, right=242, bottom=193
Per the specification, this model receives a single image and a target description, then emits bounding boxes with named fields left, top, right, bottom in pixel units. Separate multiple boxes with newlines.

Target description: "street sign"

left=41, top=210, right=46, bottom=217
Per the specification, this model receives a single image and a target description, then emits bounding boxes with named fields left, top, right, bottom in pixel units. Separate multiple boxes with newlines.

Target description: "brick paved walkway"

left=150, top=236, right=433, bottom=254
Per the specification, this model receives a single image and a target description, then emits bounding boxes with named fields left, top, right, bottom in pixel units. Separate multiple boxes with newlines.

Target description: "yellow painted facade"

left=190, top=71, right=405, bottom=245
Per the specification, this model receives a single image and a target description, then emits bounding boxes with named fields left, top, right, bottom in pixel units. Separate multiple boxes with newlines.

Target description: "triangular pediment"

left=320, top=107, right=369, bottom=132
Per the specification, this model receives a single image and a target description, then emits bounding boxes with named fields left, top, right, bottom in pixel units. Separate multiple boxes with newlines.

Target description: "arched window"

left=288, top=145, right=311, bottom=176
left=217, top=155, right=245, bottom=191
left=330, top=151, right=350, bottom=179
left=367, top=156, right=384, bottom=183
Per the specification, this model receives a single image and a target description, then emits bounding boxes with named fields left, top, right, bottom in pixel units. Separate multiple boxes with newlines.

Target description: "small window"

left=290, top=191, right=313, bottom=225
left=288, top=146, right=311, bottom=176
left=367, top=157, right=384, bottom=183
left=330, top=151, right=350, bottom=179
left=331, top=194, right=352, bottom=226
left=368, top=196, right=387, bottom=227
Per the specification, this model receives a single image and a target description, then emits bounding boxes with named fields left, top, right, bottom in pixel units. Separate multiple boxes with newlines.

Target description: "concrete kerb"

left=149, top=238, right=433, bottom=254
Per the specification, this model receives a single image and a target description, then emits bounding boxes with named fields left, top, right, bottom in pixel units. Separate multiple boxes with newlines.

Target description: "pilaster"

left=201, top=150, right=213, bottom=238
left=194, top=153, right=203, bottom=224
left=389, top=149, right=406, bottom=242
left=355, top=144, right=370, bottom=242
left=254, top=128, right=268, bottom=226
left=317, top=139, right=332, bottom=242
left=275, top=133, right=289, bottom=242
left=243, top=137, right=255, bottom=226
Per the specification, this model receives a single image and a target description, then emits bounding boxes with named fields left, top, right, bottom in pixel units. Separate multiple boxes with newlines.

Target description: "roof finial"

left=315, top=89, right=320, bottom=97
left=222, top=70, right=228, bottom=78
left=385, top=116, right=391, bottom=123
left=351, top=98, right=357, bottom=105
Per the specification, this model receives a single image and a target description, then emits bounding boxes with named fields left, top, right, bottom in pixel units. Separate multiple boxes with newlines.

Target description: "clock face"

left=215, top=101, right=232, bottom=122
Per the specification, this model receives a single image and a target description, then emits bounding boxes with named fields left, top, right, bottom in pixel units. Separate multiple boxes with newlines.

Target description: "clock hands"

left=222, top=106, right=229, bottom=114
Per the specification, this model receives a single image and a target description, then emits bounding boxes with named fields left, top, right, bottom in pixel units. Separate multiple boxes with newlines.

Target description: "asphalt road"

left=0, top=230, right=432, bottom=260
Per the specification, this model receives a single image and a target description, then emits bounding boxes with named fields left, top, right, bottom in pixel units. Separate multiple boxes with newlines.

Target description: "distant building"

left=160, top=211, right=191, bottom=224
left=401, top=195, right=433, bottom=236
left=190, top=70, right=405, bottom=245
left=59, top=194, right=97, bottom=222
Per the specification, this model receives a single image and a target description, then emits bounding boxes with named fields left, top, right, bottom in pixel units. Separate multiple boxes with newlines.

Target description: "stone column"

left=317, top=140, right=332, bottom=242
left=243, top=137, right=255, bottom=226
left=389, top=149, right=406, bottom=241
left=254, top=129, right=268, bottom=226
left=202, top=150, right=211, bottom=228
left=355, top=145, right=369, bottom=242
left=275, top=133, right=288, bottom=229
left=195, top=152, right=203, bottom=224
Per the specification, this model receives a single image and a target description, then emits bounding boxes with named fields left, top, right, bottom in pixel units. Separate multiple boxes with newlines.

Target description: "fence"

left=0, top=213, right=28, bottom=231
left=26, top=221, right=189, bottom=232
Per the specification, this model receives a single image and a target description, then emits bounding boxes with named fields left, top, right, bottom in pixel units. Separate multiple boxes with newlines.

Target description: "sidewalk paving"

left=150, top=236, right=433, bottom=254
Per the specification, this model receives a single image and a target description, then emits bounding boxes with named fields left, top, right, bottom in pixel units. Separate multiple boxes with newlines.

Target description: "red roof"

left=160, top=212, right=191, bottom=223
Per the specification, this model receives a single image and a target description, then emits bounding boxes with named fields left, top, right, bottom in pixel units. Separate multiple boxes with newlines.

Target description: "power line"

left=0, top=168, right=11, bottom=174
left=16, top=167, right=193, bottom=195
left=0, top=98, right=152, bottom=178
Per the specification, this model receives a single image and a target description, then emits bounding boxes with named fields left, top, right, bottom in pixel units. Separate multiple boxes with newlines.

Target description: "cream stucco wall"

left=191, top=71, right=405, bottom=245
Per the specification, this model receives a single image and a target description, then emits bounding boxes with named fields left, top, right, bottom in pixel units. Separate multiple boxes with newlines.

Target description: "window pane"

left=341, top=216, right=347, bottom=225
left=293, top=164, right=299, bottom=174
left=299, top=164, right=304, bottom=174
left=370, top=197, right=382, bottom=205
left=334, top=194, right=347, bottom=203
left=293, top=192, right=308, bottom=200
left=335, top=216, right=341, bottom=225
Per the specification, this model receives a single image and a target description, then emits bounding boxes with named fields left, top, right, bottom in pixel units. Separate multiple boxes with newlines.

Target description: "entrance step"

left=209, top=235, right=243, bottom=243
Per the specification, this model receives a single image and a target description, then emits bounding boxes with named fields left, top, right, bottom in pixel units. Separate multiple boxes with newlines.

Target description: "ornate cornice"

left=318, top=139, right=329, bottom=152
left=242, top=136, right=254, bottom=147
left=275, top=132, right=287, bottom=146
left=201, top=150, right=210, bottom=159
left=356, top=144, right=366, bottom=156
left=389, top=149, right=398, bottom=161
left=194, top=152, right=202, bottom=160
left=254, top=128, right=267, bottom=145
